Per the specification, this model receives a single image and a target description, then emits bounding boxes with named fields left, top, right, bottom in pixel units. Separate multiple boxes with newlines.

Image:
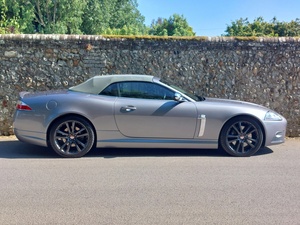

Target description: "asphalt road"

left=0, top=137, right=299, bottom=225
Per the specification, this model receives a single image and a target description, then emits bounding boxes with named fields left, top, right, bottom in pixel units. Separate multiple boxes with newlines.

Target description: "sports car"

left=13, top=74, right=287, bottom=158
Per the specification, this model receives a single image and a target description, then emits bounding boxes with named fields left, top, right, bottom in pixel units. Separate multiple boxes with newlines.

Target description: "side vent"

left=198, top=114, right=206, bottom=137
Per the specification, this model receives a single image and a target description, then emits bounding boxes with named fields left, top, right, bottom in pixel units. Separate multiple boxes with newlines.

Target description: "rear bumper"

left=14, top=128, right=47, bottom=147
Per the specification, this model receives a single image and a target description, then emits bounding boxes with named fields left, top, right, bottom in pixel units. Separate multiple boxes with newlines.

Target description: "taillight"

left=16, top=101, right=32, bottom=111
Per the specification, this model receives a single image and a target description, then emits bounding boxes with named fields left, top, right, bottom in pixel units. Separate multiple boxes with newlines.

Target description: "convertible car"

left=13, top=74, right=287, bottom=158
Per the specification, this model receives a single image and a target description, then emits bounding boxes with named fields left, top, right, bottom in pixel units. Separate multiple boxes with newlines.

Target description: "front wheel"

left=220, top=117, right=263, bottom=157
left=49, top=116, right=95, bottom=158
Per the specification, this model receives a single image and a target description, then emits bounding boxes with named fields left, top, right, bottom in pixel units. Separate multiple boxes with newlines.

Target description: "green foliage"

left=0, top=0, right=146, bottom=35
left=2, top=0, right=85, bottom=34
left=225, top=17, right=300, bottom=37
left=103, top=25, right=145, bottom=35
left=80, top=0, right=103, bottom=34
left=81, top=0, right=147, bottom=35
left=149, top=14, right=195, bottom=36
left=0, top=0, right=7, bottom=33
left=0, top=0, right=194, bottom=36
left=0, top=0, right=34, bottom=33
left=3, top=1, right=300, bottom=38
left=32, top=0, right=86, bottom=34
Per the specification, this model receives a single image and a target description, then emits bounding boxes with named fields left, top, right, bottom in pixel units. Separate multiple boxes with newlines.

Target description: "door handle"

left=121, top=105, right=137, bottom=112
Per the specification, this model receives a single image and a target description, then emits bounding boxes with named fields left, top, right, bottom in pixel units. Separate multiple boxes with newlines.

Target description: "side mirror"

left=174, top=93, right=185, bottom=102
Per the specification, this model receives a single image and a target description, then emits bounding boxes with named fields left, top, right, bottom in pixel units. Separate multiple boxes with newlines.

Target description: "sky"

left=137, top=0, right=300, bottom=36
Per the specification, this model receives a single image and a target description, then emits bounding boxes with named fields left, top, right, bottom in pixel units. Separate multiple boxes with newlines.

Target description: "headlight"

left=264, top=111, right=282, bottom=121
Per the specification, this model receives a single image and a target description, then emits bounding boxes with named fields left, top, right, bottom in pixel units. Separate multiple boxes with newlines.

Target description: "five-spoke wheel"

left=49, top=116, right=95, bottom=158
left=220, top=117, right=263, bottom=157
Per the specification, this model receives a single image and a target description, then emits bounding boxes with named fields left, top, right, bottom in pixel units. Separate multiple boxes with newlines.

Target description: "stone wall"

left=0, top=34, right=299, bottom=136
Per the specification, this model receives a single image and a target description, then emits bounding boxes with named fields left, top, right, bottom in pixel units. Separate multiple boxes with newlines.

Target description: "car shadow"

left=0, top=140, right=274, bottom=159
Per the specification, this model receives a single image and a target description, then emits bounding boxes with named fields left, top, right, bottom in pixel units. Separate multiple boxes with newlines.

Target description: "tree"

left=0, top=1, right=194, bottom=36
left=81, top=0, right=109, bottom=34
left=0, top=0, right=8, bottom=33
left=0, top=0, right=35, bottom=33
left=149, top=14, right=195, bottom=36
left=81, top=0, right=147, bottom=35
left=0, top=0, right=86, bottom=34
left=225, top=17, right=300, bottom=37
left=32, top=0, right=86, bottom=34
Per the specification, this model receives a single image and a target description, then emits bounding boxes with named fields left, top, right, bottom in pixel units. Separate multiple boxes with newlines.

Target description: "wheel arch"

left=218, top=114, right=266, bottom=148
left=46, top=113, right=97, bottom=148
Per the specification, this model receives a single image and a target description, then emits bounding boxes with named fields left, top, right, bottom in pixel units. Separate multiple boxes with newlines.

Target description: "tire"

left=49, top=116, right=95, bottom=158
left=220, top=117, right=263, bottom=157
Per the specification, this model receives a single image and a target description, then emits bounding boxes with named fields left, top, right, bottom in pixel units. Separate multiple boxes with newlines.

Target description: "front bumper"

left=263, top=118, right=287, bottom=146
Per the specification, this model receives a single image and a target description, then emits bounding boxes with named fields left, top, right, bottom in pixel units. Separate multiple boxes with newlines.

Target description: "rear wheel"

left=49, top=116, right=95, bottom=158
left=220, top=117, right=263, bottom=157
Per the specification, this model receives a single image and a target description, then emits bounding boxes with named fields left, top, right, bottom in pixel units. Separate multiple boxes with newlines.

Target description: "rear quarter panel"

left=44, top=92, right=118, bottom=132
left=14, top=91, right=118, bottom=145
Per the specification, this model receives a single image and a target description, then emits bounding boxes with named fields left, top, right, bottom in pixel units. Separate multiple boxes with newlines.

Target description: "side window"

left=119, top=82, right=174, bottom=100
left=100, top=83, right=118, bottom=96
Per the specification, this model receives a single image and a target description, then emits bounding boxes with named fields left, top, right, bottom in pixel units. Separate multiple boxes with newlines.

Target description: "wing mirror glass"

left=174, top=93, right=185, bottom=102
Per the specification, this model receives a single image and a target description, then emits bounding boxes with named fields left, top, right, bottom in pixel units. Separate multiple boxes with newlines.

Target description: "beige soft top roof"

left=69, top=74, right=154, bottom=94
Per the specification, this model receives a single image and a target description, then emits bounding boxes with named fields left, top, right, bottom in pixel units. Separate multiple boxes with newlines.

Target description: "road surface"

left=0, top=137, right=299, bottom=224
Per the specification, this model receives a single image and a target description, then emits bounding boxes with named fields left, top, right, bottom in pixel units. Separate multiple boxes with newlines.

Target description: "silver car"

left=13, top=74, right=287, bottom=158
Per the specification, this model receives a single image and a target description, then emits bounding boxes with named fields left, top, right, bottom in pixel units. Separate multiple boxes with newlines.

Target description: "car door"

left=112, top=81, right=198, bottom=139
